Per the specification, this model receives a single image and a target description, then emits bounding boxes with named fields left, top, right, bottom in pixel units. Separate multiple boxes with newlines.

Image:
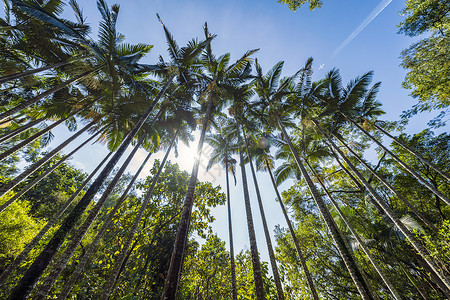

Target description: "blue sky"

left=43, top=0, right=445, bottom=264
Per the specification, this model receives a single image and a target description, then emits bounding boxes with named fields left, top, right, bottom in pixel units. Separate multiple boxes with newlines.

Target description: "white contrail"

left=332, top=0, right=393, bottom=57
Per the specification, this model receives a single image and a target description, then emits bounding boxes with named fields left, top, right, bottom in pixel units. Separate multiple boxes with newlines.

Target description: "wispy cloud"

left=332, top=0, right=392, bottom=57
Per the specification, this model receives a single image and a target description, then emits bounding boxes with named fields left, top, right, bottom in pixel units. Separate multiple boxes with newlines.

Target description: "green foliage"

left=398, top=0, right=450, bottom=115
left=277, top=0, right=323, bottom=11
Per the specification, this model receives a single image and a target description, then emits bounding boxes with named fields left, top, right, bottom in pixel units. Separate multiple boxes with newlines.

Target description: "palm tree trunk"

left=312, top=119, right=450, bottom=296
left=0, top=115, right=69, bottom=163
left=310, top=164, right=402, bottom=300
left=225, top=148, right=238, bottom=300
left=344, top=114, right=450, bottom=206
left=0, top=151, right=112, bottom=288
left=265, top=159, right=320, bottom=300
left=275, top=115, right=374, bottom=300
left=333, top=133, right=439, bottom=233
left=0, top=121, right=94, bottom=210
left=32, top=134, right=147, bottom=300
left=101, top=131, right=177, bottom=300
left=234, top=119, right=265, bottom=300
left=58, top=151, right=152, bottom=300
left=365, top=118, right=450, bottom=183
left=0, top=117, right=45, bottom=144
left=243, top=133, right=285, bottom=300
left=0, top=70, right=92, bottom=123
left=7, top=76, right=174, bottom=300
left=162, top=93, right=214, bottom=300
left=0, top=61, right=71, bottom=85
left=1, top=130, right=101, bottom=211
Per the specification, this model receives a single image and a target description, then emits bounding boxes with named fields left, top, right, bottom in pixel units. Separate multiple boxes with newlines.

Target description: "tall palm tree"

left=253, top=60, right=374, bottom=299
left=0, top=151, right=113, bottom=288
left=242, top=130, right=285, bottom=299
left=162, top=23, right=258, bottom=297
left=233, top=110, right=266, bottom=300
left=250, top=133, right=320, bottom=300
left=205, top=118, right=238, bottom=300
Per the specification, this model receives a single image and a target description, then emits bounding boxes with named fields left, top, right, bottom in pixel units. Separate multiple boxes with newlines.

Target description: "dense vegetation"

left=0, top=0, right=448, bottom=299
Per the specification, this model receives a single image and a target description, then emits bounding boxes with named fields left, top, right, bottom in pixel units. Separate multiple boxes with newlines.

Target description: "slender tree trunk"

left=0, top=115, right=69, bottom=163
left=162, top=92, right=214, bottom=300
left=0, top=71, right=92, bottom=123
left=101, top=131, right=177, bottom=300
left=275, top=115, right=374, bottom=300
left=0, top=122, right=94, bottom=210
left=366, top=118, right=450, bottom=183
left=0, top=61, right=71, bottom=85
left=343, top=114, right=450, bottom=206
left=309, top=164, right=402, bottom=300
left=233, top=116, right=265, bottom=300
left=225, top=149, right=238, bottom=300
left=3, top=131, right=100, bottom=206
left=333, top=133, right=438, bottom=233
left=0, top=151, right=112, bottom=288
left=265, top=159, right=320, bottom=300
left=32, top=134, right=147, bottom=300
left=0, top=117, right=45, bottom=144
left=7, top=76, right=173, bottom=300
left=243, top=133, right=285, bottom=300
left=58, top=151, right=152, bottom=300
left=312, top=119, right=450, bottom=295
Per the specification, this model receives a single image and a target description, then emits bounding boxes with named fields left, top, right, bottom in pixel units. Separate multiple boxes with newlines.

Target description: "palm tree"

left=162, top=23, right=258, bottom=297
left=253, top=60, right=374, bottom=299
left=205, top=118, right=238, bottom=300
left=250, top=133, right=320, bottom=300
left=0, top=117, right=45, bottom=144
left=0, top=151, right=112, bottom=288
left=233, top=110, right=266, bottom=300
left=242, top=130, right=285, bottom=299
left=57, top=150, right=153, bottom=300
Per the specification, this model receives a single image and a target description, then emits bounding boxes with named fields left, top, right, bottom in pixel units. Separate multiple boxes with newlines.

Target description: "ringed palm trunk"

left=234, top=116, right=265, bottom=300
left=275, top=114, right=374, bottom=300
left=333, top=133, right=438, bottom=233
left=33, top=134, right=147, bottom=300
left=0, top=121, right=94, bottom=211
left=58, top=151, right=152, bottom=300
left=0, top=117, right=45, bottom=144
left=0, top=114, right=71, bottom=163
left=343, top=114, right=450, bottom=206
left=0, top=70, right=93, bottom=123
left=0, top=151, right=112, bottom=288
left=243, top=133, right=284, bottom=300
left=101, top=130, right=177, bottom=300
left=1, top=131, right=101, bottom=212
left=364, top=117, right=450, bottom=183
left=309, top=164, right=402, bottom=300
left=7, top=76, right=173, bottom=300
left=312, top=119, right=450, bottom=296
left=265, top=158, right=320, bottom=300
left=225, top=149, right=238, bottom=300
left=162, top=93, right=214, bottom=300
